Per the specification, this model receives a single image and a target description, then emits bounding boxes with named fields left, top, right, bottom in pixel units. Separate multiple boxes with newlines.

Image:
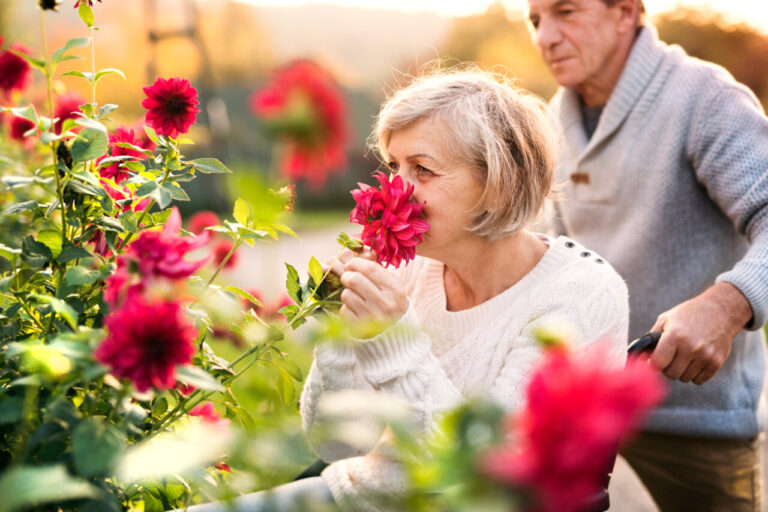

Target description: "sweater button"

left=595, top=258, right=604, bottom=264
left=581, top=251, right=591, bottom=257
left=565, top=241, right=575, bottom=248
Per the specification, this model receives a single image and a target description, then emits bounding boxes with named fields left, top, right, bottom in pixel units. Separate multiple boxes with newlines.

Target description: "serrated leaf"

left=64, top=266, right=100, bottom=287
left=233, top=198, right=250, bottom=226
left=3, top=200, right=39, bottom=215
left=93, top=216, right=125, bottom=233
left=71, top=128, right=108, bottom=163
left=162, top=182, right=189, bottom=201
left=275, top=357, right=302, bottom=382
left=58, top=244, right=93, bottom=263
left=51, top=37, right=89, bottom=66
left=94, top=68, right=126, bottom=83
left=308, top=257, right=324, bottom=287
left=175, top=365, right=223, bottom=392
left=37, top=230, right=63, bottom=258
left=0, top=464, right=98, bottom=512
left=30, top=294, right=78, bottom=329
left=189, top=158, right=232, bottom=174
left=143, top=125, right=162, bottom=147
left=72, top=417, right=126, bottom=477
left=149, top=185, right=173, bottom=209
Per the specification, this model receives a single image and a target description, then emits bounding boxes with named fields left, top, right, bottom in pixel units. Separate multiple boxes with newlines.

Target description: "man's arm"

left=652, top=81, right=768, bottom=385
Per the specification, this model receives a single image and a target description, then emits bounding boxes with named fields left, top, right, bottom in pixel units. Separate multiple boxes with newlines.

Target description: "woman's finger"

left=340, top=287, right=373, bottom=317
left=340, top=270, right=381, bottom=303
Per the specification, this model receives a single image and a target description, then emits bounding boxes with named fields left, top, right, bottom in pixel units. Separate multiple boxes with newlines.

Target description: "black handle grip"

left=627, top=331, right=662, bottom=355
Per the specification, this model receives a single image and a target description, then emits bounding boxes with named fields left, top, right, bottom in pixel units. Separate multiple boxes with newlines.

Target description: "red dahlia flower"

left=104, top=207, right=209, bottom=309
left=99, top=126, right=155, bottom=183
left=188, top=210, right=220, bottom=235
left=249, top=60, right=348, bottom=187
left=246, top=289, right=293, bottom=321
left=9, top=116, right=36, bottom=142
left=349, top=171, right=429, bottom=268
left=95, top=298, right=197, bottom=392
left=483, top=347, right=665, bottom=512
left=54, top=91, right=86, bottom=134
left=0, top=39, right=32, bottom=99
left=142, top=77, right=200, bottom=138
left=212, top=239, right=238, bottom=270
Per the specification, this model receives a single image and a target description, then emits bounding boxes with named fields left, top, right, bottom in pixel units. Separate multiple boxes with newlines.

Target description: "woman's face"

left=385, top=117, right=485, bottom=260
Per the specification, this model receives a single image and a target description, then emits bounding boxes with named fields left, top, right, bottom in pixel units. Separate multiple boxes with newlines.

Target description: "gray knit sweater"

left=550, top=25, right=768, bottom=438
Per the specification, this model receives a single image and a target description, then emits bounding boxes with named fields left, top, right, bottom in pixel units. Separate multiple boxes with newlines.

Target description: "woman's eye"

left=387, top=162, right=399, bottom=172
left=416, top=165, right=433, bottom=176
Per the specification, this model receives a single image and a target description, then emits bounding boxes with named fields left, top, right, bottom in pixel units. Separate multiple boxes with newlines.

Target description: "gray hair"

left=372, top=67, right=558, bottom=240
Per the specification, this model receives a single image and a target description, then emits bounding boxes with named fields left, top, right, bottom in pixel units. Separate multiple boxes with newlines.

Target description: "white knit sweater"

left=299, top=235, right=629, bottom=511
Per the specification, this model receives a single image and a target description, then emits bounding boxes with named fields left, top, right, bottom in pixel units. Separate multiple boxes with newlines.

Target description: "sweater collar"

left=556, top=24, right=666, bottom=161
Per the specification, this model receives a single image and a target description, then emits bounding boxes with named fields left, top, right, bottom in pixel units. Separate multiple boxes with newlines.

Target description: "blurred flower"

left=99, top=126, right=155, bottom=183
left=90, top=183, right=150, bottom=258
left=142, top=77, right=200, bottom=138
left=188, top=210, right=220, bottom=235
left=483, top=347, right=665, bottom=512
left=95, top=298, right=197, bottom=392
left=54, top=91, right=85, bottom=134
left=246, top=289, right=293, bottom=321
left=74, top=0, right=101, bottom=7
left=212, top=239, right=238, bottom=269
left=250, top=60, right=348, bottom=187
left=39, top=0, right=61, bottom=10
left=9, top=115, right=36, bottom=142
left=189, top=403, right=232, bottom=472
left=104, top=207, right=209, bottom=309
left=0, top=39, right=32, bottom=99
left=176, top=382, right=195, bottom=396
left=349, top=171, right=429, bottom=268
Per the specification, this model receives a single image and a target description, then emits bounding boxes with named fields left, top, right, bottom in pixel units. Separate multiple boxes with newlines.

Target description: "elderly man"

left=525, top=0, right=768, bottom=510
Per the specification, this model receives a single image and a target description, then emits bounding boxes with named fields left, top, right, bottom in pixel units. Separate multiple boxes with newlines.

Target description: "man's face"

left=526, top=0, right=628, bottom=90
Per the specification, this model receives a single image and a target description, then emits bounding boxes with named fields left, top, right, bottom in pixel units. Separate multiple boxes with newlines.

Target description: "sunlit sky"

left=240, top=0, right=768, bottom=33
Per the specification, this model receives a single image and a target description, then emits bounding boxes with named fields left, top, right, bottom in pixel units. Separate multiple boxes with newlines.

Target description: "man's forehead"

left=527, top=0, right=584, bottom=13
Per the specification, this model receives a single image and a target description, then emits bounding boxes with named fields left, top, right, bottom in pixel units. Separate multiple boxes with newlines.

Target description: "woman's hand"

left=327, top=248, right=408, bottom=328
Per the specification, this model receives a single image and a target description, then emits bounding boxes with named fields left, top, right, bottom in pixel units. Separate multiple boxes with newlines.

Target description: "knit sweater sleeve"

left=689, top=82, right=768, bottom=328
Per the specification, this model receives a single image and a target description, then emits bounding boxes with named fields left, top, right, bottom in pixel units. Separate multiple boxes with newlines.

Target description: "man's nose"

left=534, top=17, right=561, bottom=52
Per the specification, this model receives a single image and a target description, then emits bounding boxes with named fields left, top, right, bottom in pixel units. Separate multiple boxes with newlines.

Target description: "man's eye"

left=557, top=9, right=574, bottom=16
left=529, top=16, right=540, bottom=29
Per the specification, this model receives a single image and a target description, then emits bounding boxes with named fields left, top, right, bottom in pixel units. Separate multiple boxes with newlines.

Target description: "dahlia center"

left=164, top=95, right=189, bottom=115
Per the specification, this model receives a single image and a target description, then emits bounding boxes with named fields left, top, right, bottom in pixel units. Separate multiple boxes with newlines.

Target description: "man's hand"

left=650, top=282, right=753, bottom=385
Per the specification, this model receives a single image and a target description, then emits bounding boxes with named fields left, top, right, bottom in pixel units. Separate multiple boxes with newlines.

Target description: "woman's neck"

left=442, top=231, right=548, bottom=312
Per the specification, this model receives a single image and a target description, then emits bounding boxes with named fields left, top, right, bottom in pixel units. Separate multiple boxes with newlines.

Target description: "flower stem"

left=199, top=237, right=243, bottom=293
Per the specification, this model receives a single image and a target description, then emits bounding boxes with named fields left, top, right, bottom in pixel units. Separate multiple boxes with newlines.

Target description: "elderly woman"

left=183, top=70, right=628, bottom=512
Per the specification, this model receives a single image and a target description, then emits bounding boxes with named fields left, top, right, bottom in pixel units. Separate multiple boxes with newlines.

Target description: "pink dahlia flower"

left=212, top=239, right=238, bottom=270
left=483, top=347, right=666, bottom=512
left=95, top=298, right=197, bottom=392
left=99, top=126, right=155, bottom=183
left=74, top=0, right=101, bottom=7
left=187, top=210, right=220, bottom=235
left=246, top=289, right=293, bottom=321
left=0, top=39, right=32, bottom=99
left=9, top=115, right=36, bottom=142
left=349, top=171, right=429, bottom=268
left=142, top=77, right=200, bottom=138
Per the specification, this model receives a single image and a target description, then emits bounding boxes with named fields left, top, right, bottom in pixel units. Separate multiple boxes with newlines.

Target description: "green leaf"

left=98, top=103, right=118, bottom=118
left=10, top=105, right=38, bottom=125
left=223, top=286, right=262, bottom=308
left=72, top=170, right=100, bottom=186
left=275, top=357, right=303, bottom=382
left=308, top=257, right=324, bottom=287
left=119, top=211, right=139, bottom=233
left=285, top=263, right=301, bottom=304
left=64, top=266, right=100, bottom=287
left=58, top=244, right=93, bottom=263
left=143, top=125, right=162, bottom=147
left=51, top=37, right=89, bottom=67
left=3, top=200, right=40, bottom=215
left=135, top=180, right=159, bottom=197
left=162, top=182, right=189, bottom=201
left=21, top=236, right=52, bottom=268
left=62, top=70, right=93, bottom=85
left=189, top=158, right=233, bottom=174
left=72, top=418, right=126, bottom=477
left=149, top=185, right=173, bottom=209
left=37, top=230, right=63, bottom=258
left=78, top=2, right=94, bottom=27
left=151, top=397, right=168, bottom=417
left=71, top=128, right=108, bottom=163
left=10, top=51, right=46, bottom=72
left=175, top=366, right=224, bottom=392
left=0, top=464, right=98, bottom=512
left=93, top=216, right=125, bottom=233
left=0, top=397, right=24, bottom=425
left=30, top=294, right=78, bottom=329
left=233, top=198, right=251, bottom=226
left=275, top=368, right=295, bottom=406
left=65, top=180, right=103, bottom=198
left=74, top=117, right=107, bottom=134
left=94, top=68, right=126, bottom=83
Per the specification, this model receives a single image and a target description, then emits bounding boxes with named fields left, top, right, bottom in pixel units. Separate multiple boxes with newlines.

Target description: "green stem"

left=12, top=384, right=39, bottom=465
left=40, top=10, right=68, bottom=246
left=17, top=297, right=46, bottom=333
left=198, top=237, right=244, bottom=294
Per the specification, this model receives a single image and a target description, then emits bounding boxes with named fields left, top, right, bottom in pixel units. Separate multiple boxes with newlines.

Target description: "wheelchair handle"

left=627, top=331, right=662, bottom=355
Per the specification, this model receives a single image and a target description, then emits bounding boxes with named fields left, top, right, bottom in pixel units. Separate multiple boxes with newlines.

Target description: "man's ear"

left=615, top=0, right=639, bottom=34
